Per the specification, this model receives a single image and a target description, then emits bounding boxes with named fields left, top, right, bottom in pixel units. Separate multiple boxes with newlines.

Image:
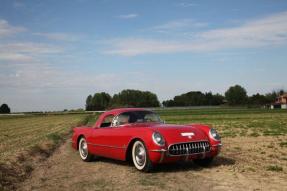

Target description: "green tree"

left=91, top=92, right=111, bottom=110
left=162, top=91, right=224, bottom=107
left=248, top=93, right=267, bottom=106
left=85, top=95, right=93, bottom=111
left=225, top=85, right=248, bottom=105
left=0, top=104, right=11, bottom=114
left=111, top=89, right=160, bottom=107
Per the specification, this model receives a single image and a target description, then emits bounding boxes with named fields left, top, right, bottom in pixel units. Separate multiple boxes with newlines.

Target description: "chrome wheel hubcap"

left=135, top=144, right=146, bottom=166
left=80, top=139, right=88, bottom=159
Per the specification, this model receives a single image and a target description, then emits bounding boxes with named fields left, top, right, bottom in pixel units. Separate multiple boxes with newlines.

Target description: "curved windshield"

left=111, top=111, right=161, bottom=126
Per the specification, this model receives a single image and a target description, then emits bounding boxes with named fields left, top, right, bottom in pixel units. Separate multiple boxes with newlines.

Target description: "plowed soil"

left=18, top=136, right=287, bottom=191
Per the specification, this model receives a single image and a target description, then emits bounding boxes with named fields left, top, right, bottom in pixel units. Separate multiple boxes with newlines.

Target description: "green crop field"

left=157, top=108, right=287, bottom=137
left=0, top=114, right=89, bottom=162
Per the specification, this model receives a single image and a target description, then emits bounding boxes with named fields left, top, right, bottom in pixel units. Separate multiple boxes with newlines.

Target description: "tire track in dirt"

left=18, top=137, right=287, bottom=191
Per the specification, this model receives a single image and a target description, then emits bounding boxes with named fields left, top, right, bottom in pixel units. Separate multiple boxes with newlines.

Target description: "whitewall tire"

left=132, top=140, right=153, bottom=172
left=78, top=137, right=93, bottom=162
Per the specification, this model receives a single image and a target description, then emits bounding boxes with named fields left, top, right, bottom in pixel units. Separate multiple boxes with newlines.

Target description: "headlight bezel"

left=209, top=128, right=221, bottom=141
left=152, top=132, right=165, bottom=146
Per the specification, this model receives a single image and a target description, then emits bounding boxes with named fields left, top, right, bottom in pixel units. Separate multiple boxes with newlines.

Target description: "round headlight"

left=209, top=128, right=221, bottom=141
left=152, top=132, right=165, bottom=146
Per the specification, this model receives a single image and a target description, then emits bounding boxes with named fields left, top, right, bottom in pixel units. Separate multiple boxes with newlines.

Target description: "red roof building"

left=271, top=93, right=287, bottom=109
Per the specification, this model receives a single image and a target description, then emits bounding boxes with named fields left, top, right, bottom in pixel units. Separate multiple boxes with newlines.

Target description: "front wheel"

left=132, top=140, right=153, bottom=172
left=78, top=137, right=93, bottom=162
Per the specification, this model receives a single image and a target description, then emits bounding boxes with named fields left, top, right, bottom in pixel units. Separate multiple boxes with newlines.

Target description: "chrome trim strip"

left=212, top=143, right=222, bottom=147
left=149, top=149, right=167, bottom=152
left=87, top=143, right=126, bottom=149
left=168, top=150, right=211, bottom=157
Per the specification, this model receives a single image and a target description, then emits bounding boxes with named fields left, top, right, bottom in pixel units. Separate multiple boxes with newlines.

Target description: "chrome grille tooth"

left=183, top=144, right=185, bottom=154
left=192, top=143, right=195, bottom=153
left=183, top=144, right=186, bottom=154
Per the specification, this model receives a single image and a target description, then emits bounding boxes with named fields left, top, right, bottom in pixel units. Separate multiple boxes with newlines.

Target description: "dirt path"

left=19, top=137, right=287, bottom=191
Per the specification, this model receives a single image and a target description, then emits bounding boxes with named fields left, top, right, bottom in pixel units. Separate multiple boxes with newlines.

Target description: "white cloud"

left=0, top=19, right=26, bottom=37
left=33, top=32, right=80, bottom=42
left=0, top=42, right=63, bottom=54
left=118, top=13, right=139, bottom=19
left=103, top=38, right=186, bottom=56
left=152, top=19, right=207, bottom=32
left=177, top=2, right=198, bottom=8
left=0, top=53, right=33, bottom=62
left=104, top=11, right=287, bottom=56
left=0, top=42, right=63, bottom=62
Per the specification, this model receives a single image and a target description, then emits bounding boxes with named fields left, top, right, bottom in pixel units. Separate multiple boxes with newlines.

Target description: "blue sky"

left=0, top=0, right=287, bottom=112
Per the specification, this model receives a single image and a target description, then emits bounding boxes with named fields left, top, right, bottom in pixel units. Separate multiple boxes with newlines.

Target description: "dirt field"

left=19, top=135, right=287, bottom=191
left=1, top=109, right=287, bottom=191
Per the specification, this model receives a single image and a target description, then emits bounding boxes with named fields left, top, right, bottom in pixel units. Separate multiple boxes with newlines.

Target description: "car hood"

left=131, top=123, right=209, bottom=144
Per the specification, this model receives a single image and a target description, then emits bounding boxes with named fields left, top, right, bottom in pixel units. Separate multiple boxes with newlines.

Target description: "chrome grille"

left=168, top=141, right=210, bottom=156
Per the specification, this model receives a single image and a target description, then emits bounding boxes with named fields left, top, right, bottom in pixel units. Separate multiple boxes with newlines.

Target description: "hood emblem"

left=181, top=132, right=195, bottom=139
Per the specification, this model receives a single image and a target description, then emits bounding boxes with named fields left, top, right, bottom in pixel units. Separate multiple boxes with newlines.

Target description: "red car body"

left=72, top=108, right=222, bottom=170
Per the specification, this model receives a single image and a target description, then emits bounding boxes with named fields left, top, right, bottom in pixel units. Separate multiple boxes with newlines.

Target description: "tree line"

left=85, top=89, right=160, bottom=110
left=85, top=85, right=285, bottom=110
left=163, top=85, right=283, bottom=107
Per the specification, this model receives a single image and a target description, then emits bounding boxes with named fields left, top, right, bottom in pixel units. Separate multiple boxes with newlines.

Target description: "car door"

left=90, top=114, right=128, bottom=160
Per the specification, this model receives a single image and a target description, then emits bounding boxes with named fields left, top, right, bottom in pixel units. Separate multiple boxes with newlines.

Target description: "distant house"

left=271, top=93, right=287, bottom=109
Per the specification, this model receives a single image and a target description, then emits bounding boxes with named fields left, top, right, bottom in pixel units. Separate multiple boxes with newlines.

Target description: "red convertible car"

left=72, top=108, right=222, bottom=172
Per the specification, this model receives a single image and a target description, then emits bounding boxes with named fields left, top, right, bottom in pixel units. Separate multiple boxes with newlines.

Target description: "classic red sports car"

left=72, top=108, right=222, bottom=172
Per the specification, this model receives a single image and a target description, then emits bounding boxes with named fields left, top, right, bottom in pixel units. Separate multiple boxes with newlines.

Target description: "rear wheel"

left=194, top=157, right=214, bottom=167
left=78, top=137, right=93, bottom=162
left=132, top=140, right=153, bottom=172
